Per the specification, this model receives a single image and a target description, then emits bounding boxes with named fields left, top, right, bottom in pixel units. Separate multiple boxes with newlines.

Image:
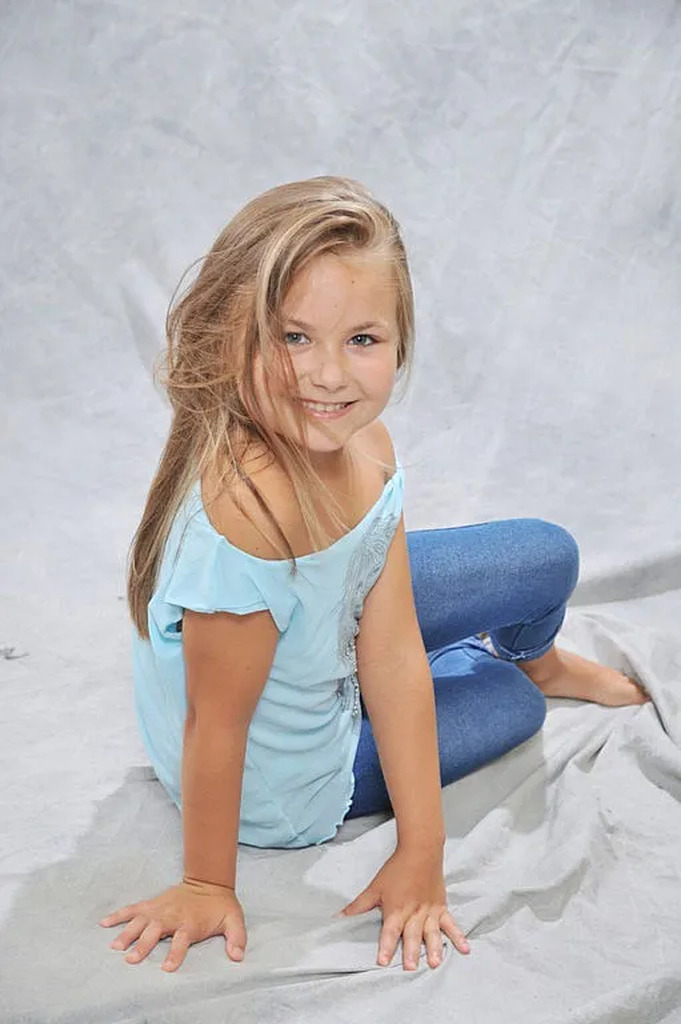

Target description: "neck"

left=308, top=444, right=352, bottom=481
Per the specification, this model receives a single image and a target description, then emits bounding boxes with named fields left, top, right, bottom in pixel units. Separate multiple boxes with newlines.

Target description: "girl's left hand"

left=341, top=846, right=470, bottom=970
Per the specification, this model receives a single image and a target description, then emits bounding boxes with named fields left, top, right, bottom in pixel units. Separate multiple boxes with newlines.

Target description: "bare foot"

left=519, top=646, right=651, bottom=707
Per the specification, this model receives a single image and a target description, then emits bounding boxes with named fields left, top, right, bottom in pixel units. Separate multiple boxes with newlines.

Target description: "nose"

left=308, top=348, right=349, bottom=391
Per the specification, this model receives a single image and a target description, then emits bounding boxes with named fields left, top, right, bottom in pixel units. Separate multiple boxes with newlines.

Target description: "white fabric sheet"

left=2, top=0, right=680, bottom=1020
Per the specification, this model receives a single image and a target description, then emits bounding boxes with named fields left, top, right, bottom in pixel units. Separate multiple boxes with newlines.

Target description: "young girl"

left=100, top=175, right=649, bottom=975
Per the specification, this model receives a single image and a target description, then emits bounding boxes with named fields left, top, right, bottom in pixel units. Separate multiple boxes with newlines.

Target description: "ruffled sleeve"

left=148, top=492, right=299, bottom=639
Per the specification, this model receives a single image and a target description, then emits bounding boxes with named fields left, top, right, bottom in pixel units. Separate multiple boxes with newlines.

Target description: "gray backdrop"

left=2, top=1, right=681, bottom=1022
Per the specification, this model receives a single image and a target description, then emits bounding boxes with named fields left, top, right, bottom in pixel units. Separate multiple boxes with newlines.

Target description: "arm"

left=100, top=606, right=278, bottom=971
left=181, top=607, right=279, bottom=887
left=354, top=517, right=445, bottom=855
left=343, top=423, right=469, bottom=969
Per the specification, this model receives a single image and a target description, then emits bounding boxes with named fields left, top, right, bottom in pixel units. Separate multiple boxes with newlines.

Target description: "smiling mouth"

left=299, top=399, right=356, bottom=412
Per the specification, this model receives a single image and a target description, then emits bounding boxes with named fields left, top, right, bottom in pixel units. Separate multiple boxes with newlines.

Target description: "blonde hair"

left=127, top=175, right=415, bottom=639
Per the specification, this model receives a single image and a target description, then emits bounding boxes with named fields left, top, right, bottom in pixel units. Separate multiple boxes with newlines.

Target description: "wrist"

left=395, top=831, right=445, bottom=861
left=182, top=874, right=236, bottom=895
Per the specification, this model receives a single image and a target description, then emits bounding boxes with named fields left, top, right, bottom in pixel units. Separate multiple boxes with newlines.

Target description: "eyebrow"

left=285, top=318, right=390, bottom=334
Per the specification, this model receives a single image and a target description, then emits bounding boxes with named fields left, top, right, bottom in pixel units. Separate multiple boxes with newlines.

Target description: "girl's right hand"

left=99, top=877, right=246, bottom=971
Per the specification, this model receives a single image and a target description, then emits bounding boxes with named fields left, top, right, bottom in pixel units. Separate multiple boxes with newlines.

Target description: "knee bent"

left=521, top=519, right=580, bottom=597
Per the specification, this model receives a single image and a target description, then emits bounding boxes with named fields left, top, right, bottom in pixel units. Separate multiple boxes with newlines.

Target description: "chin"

left=273, top=405, right=378, bottom=453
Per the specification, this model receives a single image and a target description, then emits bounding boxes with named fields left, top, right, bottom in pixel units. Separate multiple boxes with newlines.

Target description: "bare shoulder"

left=200, top=421, right=397, bottom=561
left=201, top=451, right=296, bottom=561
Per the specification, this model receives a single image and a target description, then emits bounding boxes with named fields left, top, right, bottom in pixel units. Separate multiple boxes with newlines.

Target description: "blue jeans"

left=347, top=518, right=580, bottom=818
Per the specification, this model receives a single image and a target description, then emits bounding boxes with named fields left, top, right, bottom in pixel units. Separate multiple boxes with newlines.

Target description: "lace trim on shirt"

left=334, top=508, right=401, bottom=716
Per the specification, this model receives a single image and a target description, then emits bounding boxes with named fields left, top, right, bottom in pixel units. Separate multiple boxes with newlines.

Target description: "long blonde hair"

left=127, top=175, right=415, bottom=639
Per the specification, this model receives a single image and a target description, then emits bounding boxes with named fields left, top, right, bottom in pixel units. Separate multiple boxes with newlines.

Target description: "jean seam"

left=489, top=632, right=556, bottom=662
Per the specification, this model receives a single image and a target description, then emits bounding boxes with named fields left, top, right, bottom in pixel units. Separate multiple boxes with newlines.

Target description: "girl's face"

left=254, top=252, right=399, bottom=462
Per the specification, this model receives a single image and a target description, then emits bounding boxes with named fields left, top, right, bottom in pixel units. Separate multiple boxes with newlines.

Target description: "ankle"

left=517, top=645, right=560, bottom=684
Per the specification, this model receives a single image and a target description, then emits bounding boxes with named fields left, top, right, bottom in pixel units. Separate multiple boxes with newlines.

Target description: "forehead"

left=282, top=253, right=397, bottom=326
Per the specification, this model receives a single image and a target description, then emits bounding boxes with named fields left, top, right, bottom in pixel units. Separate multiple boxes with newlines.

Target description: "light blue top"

left=131, top=456, right=404, bottom=848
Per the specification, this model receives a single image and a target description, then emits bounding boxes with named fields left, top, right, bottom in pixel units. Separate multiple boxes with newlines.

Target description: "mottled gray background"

left=2, top=1, right=681, bottom=1021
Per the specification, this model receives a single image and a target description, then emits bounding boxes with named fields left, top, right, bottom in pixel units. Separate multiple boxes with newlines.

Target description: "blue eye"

left=282, top=332, right=378, bottom=347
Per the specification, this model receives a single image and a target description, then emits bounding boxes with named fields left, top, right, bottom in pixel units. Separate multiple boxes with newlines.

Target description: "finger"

left=99, top=904, right=143, bottom=928
left=124, top=920, right=164, bottom=964
left=224, top=913, right=247, bottom=962
left=401, top=912, right=426, bottom=972
left=162, top=928, right=191, bottom=973
left=440, top=910, right=470, bottom=954
left=423, top=915, right=444, bottom=969
left=377, top=913, right=405, bottom=967
left=341, top=887, right=380, bottom=917
left=110, top=915, right=148, bottom=951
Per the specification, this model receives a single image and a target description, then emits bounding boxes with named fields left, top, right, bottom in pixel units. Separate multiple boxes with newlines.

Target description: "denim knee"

left=517, top=678, right=548, bottom=744
left=523, top=519, right=580, bottom=600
